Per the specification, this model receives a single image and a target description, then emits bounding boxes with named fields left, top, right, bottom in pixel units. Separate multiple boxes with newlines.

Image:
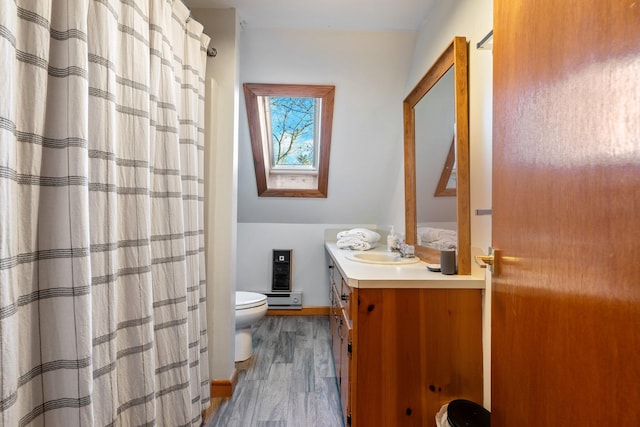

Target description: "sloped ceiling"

left=183, top=0, right=433, bottom=31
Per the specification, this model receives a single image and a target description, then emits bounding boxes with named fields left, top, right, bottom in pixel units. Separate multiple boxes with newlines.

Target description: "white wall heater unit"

left=264, top=291, right=302, bottom=310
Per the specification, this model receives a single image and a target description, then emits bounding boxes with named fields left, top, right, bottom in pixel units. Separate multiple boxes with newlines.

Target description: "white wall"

left=237, top=28, right=416, bottom=224
left=406, top=0, right=493, bottom=408
left=237, top=223, right=377, bottom=304
left=236, top=28, right=417, bottom=306
left=193, top=7, right=239, bottom=383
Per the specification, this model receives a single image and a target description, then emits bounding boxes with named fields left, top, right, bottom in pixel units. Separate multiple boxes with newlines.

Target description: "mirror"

left=403, top=37, right=470, bottom=274
left=434, top=139, right=456, bottom=196
left=415, top=67, right=456, bottom=201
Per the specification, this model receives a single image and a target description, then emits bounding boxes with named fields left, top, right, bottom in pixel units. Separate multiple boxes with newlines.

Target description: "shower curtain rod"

left=182, top=4, right=218, bottom=57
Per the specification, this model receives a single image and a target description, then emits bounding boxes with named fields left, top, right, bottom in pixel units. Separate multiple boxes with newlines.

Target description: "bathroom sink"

left=347, top=252, right=421, bottom=265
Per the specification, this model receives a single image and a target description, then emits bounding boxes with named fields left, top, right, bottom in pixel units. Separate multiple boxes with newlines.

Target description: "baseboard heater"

left=264, top=291, right=302, bottom=310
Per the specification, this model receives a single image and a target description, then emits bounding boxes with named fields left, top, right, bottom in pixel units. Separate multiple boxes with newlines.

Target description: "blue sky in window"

left=269, top=96, right=316, bottom=166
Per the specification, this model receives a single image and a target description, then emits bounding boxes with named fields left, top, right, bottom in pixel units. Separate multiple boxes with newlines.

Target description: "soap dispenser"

left=387, top=226, right=398, bottom=251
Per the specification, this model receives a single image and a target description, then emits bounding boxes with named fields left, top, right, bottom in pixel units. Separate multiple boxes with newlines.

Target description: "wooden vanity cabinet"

left=328, top=258, right=483, bottom=427
left=329, top=261, right=353, bottom=425
left=330, top=283, right=342, bottom=374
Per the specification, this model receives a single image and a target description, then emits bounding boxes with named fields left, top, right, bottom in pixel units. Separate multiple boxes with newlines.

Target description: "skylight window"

left=264, top=96, right=320, bottom=171
left=244, top=84, right=335, bottom=197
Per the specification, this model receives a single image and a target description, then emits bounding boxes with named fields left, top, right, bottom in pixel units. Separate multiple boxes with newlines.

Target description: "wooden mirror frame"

left=403, top=36, right=470, bottom=274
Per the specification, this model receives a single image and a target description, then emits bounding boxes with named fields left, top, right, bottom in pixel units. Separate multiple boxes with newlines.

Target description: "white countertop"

left=325, top=241, right=485, bottom=289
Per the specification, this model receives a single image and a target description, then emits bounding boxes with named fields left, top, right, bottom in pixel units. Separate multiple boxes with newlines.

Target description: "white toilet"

left=235, top=291, right=268, bottom=362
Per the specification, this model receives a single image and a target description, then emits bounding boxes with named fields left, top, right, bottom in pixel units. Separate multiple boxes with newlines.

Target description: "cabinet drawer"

left=340, top=278, right=353, bottom=321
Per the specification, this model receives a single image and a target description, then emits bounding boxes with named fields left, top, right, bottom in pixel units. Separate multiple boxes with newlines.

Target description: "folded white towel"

left=336, top=228, right=381, bottom=243
left=337, top=237, right=376, bottom=251
left=418, top=227, right=457, bottom=243
left=424, top=239, right=457, bottom=250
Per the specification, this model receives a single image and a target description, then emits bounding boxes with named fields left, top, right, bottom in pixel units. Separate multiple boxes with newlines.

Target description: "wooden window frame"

left=243, top=83, right=335, bottom=197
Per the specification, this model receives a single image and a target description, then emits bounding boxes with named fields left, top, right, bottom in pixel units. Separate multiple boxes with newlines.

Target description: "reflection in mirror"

left=403, top=37, right=470, bottom=274
left=414, top=66, right=456, bottom=204
left=434, top=139, right=456, bottom=196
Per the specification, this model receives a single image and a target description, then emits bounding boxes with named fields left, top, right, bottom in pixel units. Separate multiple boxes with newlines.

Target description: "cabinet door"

left=354, top=288, right=482, bottom=426
left=340, top=277, right=352, bottom=319
left=329, top=260, right=337, bottom=287
left=340, top=308, right=352, bottom=426
left=330, top=284, right=342, bottom=377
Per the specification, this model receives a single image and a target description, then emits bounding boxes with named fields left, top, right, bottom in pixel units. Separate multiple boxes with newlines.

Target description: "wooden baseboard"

left=267, top=306, right=330, bottom=316
left=210, top=368, right=238, bottom=398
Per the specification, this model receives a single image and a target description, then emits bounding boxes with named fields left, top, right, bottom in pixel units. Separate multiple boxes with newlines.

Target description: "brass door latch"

left=475, top=247, right=500, bottom=275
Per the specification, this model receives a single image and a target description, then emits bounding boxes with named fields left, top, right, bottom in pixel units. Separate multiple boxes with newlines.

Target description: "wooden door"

left=492, top=1, right=640, bottom=425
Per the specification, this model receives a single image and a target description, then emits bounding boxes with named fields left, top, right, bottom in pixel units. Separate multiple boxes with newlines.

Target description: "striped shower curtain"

left=0, top=1, right=210, bottom=425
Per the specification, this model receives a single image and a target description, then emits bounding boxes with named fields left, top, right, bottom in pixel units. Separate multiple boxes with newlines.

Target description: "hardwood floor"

left=204, top=316, right=344, bottom=427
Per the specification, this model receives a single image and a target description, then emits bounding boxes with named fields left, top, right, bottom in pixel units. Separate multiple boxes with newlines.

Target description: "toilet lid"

left=236, top=291, right=267, bottom=309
